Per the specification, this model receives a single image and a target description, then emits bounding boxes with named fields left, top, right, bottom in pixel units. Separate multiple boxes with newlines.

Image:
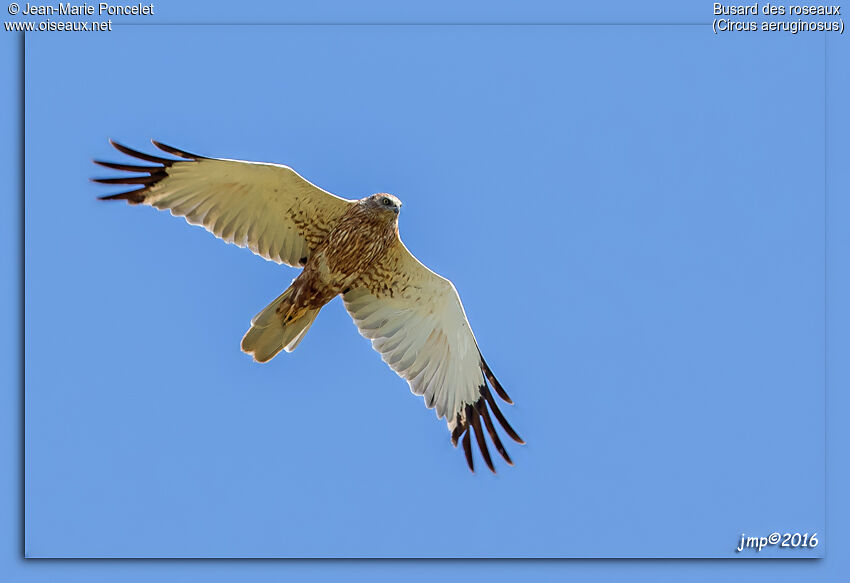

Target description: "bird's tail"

left=240, top=286, right=321, bottom=363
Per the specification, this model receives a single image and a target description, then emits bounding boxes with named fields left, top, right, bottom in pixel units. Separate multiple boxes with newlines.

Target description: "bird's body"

left=243, top=194, right=403, bottom=361
left=299, top=195, right=400, bottom=307
left=94, top=140, right=523, bottom=472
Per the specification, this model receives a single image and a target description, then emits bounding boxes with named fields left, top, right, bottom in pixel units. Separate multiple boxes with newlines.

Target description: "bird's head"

left=362, top=193, right=402, bottom=217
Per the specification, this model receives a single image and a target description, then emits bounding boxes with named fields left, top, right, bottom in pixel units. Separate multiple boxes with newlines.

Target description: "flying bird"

left=93, top=140, right=524, bottom=472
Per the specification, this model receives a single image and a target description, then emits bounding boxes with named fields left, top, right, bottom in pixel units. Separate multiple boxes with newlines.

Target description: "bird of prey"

left=93, top=140, right=523, bottom=472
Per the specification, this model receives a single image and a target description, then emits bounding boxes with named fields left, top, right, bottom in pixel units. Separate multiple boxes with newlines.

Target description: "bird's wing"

left=93, top=140, right=355, bottom=266
left=343, top=239, right=523, bottom=473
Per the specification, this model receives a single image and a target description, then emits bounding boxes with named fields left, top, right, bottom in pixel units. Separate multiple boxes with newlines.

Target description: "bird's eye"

left=382, top=198, right=391, bottom=206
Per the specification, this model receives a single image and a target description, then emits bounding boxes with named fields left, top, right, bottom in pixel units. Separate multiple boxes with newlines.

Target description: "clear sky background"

left=3, top=0, right=850, bottom=580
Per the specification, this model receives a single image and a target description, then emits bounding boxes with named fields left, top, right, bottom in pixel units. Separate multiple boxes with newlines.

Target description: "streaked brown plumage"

left=94, top=140, right=524, bottom=473
left=269, top=194, right=401, bottom=329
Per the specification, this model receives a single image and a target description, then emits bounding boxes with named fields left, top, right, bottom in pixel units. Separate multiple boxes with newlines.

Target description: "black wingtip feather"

left=461, top=430, right=474, bottom=473
left=92, top=160, right=161, bottom=173
left=91, top=173, right=165, bottom=185
left=481, top=358, right=513, bottom=404
left=94, top=140, right=190, bottom=203
left=98, top=190, right=147, bottom=204
left=451, top=412, right=464, bottom=446
left=477, top=398, right=513, bottom=465
left=468, top=404, right=496, bottom=473
left=480, top=385, right=525, bottom=445
left=151, top=140, right=203, bottom=160
left=449, top=362, right=523, bottom=472
left=108, top=139, right=176, bottom=165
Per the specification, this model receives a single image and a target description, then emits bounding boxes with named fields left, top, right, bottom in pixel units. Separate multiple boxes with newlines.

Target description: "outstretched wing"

left=343, top=240, right=523, bottom=473
left=93, top=140, right=354, bottom=266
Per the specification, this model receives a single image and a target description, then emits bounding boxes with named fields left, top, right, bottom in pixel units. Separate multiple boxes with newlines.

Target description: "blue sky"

left=3, top=0, right=850, bottom=580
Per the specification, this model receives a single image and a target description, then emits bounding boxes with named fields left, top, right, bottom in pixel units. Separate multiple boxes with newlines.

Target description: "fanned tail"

left=240, top=287, right=320, bottom=362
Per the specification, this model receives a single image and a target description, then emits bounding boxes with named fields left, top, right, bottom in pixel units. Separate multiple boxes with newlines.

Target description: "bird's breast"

left=315, top=214, right=395, bottom=286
